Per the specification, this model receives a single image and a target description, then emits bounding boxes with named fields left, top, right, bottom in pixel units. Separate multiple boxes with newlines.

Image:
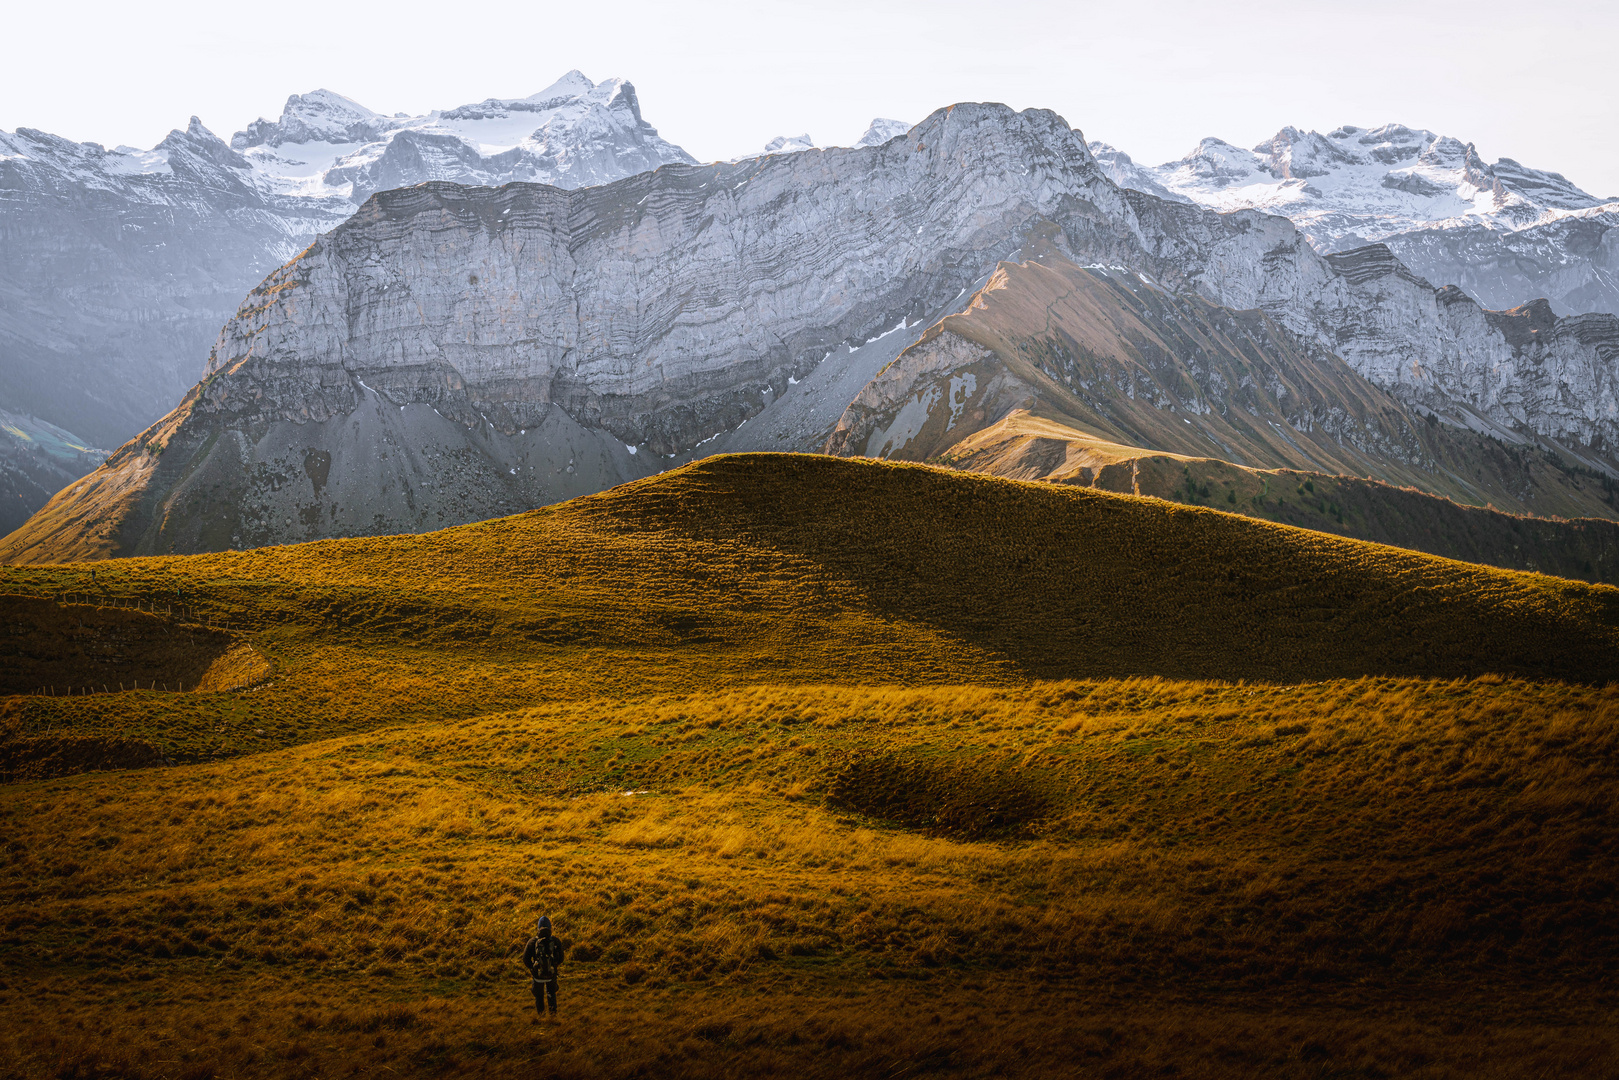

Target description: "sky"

left=4, top=0, right=1616, bottom=196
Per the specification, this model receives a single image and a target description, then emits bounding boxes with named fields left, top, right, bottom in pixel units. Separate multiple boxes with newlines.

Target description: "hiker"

left=523, top=915, right=564, bottom=1017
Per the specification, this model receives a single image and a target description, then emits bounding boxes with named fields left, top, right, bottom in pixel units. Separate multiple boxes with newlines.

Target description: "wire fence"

left=4, top=590, right=246, bottom=632
left=4, top=590, right=251, bottom=698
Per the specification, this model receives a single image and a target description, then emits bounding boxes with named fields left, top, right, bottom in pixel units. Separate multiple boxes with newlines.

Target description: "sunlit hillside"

left=2, top=455, right=1616, bottom=1078
left=941, top=410, right=1619, bottom=585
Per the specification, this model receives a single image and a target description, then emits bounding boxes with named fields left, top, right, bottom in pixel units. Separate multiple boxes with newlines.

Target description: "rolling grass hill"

left=942, top=410, right=1619, bottom=585
left=2, top=455, right=1617, bottom=1077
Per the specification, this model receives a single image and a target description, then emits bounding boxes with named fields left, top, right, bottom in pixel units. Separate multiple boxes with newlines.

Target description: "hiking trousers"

left=532, top=977, right=557, bottom=1015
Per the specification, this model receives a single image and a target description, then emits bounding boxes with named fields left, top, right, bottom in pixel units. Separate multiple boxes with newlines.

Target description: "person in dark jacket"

left=523, top=915, right=564, bottom=1017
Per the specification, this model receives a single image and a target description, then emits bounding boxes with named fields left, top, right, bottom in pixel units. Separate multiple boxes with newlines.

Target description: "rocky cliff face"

left=0, top=72, right=694, bottom=524
left=1100, top=123, right=1619, bottom=319
left=6, top=101, right=1619, bottom=563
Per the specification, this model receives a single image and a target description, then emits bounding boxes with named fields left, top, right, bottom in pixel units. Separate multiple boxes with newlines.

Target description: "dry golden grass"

left=4, top=676, right=1618, bottom=1077
left=1, top=455, right=1617, bottom=1077
left=942, top=409, right=1619, bottom=585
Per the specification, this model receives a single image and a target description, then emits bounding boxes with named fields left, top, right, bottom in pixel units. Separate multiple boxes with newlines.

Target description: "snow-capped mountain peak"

left=764, top=134, right=815, bottom=154
left=856, top=119, right=910, bottom=147
left=1095, top=122, right=1619, bottom=318
left=233, top=89, right=396, bottom=150
left=1087, top=141, right=1190, bottom=204
left=1491, top=157, right=1610, bottom=210
left=230, top=72, right=695, bottom=203
left=158, top=117, right=253, bottom=173
left=1130, top=122, right=1608, bottom=246
left=522, top=68, right=596, bottom=104
left=1170, top=137, right=1263, bottom=184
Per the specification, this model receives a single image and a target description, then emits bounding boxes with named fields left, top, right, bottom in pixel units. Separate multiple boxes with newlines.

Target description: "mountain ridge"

left=1094, top=122, right=1619, bottom=319
left=8, top=102, right=1619, bottom=565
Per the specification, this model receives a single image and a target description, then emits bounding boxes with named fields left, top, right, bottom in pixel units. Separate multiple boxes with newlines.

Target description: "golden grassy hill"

left=2, top=455, right=1618, bottom=1078
left=944, top=410, right=1619, bottom=585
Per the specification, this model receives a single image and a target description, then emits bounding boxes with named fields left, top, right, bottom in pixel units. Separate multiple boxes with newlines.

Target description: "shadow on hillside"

left=598, top=454, right=1619, bottom=685
left=0, top=595, right=268, bottom=696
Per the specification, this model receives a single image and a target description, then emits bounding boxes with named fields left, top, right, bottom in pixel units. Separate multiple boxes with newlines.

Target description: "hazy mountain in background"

left=232, top=70, right=694, bottom=204
left=858, top=119, right=912, bottom=147
left=1093, top=123, right=1619, bottom=317
left=0, top=72, right=694, bottom=523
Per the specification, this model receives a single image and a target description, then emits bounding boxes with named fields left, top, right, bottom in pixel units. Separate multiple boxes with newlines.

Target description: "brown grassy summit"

left=580, top=454, right=1619, bottom=684
left=3, top=454, right=1616, bottom=696
left=944, top=410, right=1619, bottom=585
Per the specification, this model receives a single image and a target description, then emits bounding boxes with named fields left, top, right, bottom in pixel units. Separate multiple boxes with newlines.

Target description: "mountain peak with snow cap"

left=226, top=72, right=694, bottom=203
left=1101, top=120, right=1619, bottom=316
left=1139, top=122, right=1605, bottom=244
left=156, top=116, right=253, bottom=173
left=525, top=69, right=596, bottom=102
left=764, top=134, right=815, bottom=154
left=233, top=90, right=395, bottom=150
left=856, top=119, right=910, bottom=147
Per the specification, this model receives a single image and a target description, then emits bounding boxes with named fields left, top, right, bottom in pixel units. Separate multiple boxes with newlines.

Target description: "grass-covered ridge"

left=1, top=454, right=1616, bottom=1077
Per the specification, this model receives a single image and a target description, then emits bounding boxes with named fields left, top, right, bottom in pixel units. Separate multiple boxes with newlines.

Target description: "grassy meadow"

left=2, top=455, right=1617, bottom=1077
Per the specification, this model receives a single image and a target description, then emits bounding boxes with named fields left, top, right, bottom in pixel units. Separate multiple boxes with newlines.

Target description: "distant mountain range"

left=5, top=86, right=1619, bottom=568
left=6, top=102, right=1619, bottom=568
left=230, top=71, right=694, bottom=203
left=0, top=75, right=927, bottom=529
left=1091, top=124, right=1619, bottom=317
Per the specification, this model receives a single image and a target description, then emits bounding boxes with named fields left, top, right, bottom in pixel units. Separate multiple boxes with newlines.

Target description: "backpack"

left=533, top=936, right=558, bottom=981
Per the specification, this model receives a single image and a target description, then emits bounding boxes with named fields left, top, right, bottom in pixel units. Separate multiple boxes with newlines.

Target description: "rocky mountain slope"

left=824, top=250, right=1619, bottom=520
left=6, top=101, right=1619, bottom=564
left=1094, top=124, right=1619, bottom=318
left=0, top=72, right=693, bottom=523
left=0, top=410, right=106, bottom=538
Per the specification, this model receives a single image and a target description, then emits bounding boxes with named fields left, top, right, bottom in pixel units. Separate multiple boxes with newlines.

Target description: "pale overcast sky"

left=4, top=0, right=1615, bottom=196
